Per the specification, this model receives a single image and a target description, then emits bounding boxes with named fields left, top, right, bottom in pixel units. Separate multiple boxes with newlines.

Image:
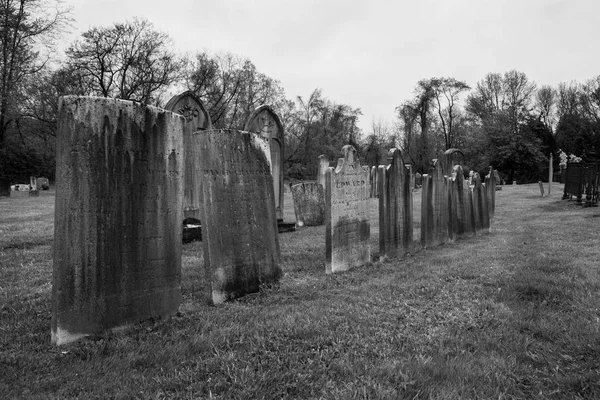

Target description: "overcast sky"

left=60, top=0, right=600, bottom=134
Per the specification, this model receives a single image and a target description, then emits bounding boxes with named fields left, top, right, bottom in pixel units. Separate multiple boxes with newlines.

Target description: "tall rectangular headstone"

left=318, top=155, right=330, bottom=189
left=486, top=167, right=496, bottom=219
left=326, top=145, right=371, bottom=273
left=421, top=161, right=449, bottom=247
left=198, top=129, right=281, bottom=304
left=378, top=148, right=413, bottom=262
left=472, top=174, right=486, bottom=231
left=420, top=174, right=433, bottom=247
left=165, top=91, right=211, bottom=220
left=53, top=96, right=184, bottom=345
left=291, top=182, right=325, bottom=226
left=548, top=153, right=553, bottom=196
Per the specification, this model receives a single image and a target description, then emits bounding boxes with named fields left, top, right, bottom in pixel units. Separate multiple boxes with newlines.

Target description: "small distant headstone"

left=472, top=174, right=485, bottom=231
left=165, top=91, right=211, bottom=220
left=493, top=170, right=501, bottom=185
left=0, top=177, right=9, bottom=197
left=325, top=145, right=371, bottom=273
left=539, top=181, right=545, bottom=197
left=244, top=105, right=285, bottom=221
left=36, top=177, right=50, bottom=190
left=291, top=182, right=325, bottom=226
left=378, top=148, right=413, bottom=261
left=198, top=129, right=281, bottom=304
left=513, top=181, right=516, bottom=185
left=318, top=155, right=329, bottom=189
left=53, top=96, right=184, bottom=345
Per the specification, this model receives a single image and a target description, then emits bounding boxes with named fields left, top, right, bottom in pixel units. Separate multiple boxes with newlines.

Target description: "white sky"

left=60, top=0, right=600, bottom=134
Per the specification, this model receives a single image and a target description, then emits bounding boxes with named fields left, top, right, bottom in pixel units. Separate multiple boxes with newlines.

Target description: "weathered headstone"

left=450, top=165, right=471, bottom=237
left=0, top=177, right=10, bottom=197
left=548, top=153, right=553, bottom=196
left=53, top=96, right=184, bottom=345
left=325, top=145, right=371, bottom=273
left=244, top=105, right=284, bottom=221
left=318, top=155, right=329, bottom=189
left=291, top=182, right=325, bottom=226
left=420, top=174, right=432, bottom=247
left=370, top=166, right=378, bottom=198
left=421, top=161, right=449, bottom=248
left=165, top=91, right=211, bottom=220
left=36, top=177, right=50, bottom=190
left=539, top=181, right=545, bottom=197
left=472, top=174, right=486, bottom=231
left=440, top=148, right=464, bottom=176
left=378, top=148, right=413, bottom=261
left=486, top=167, right=496, bottom=219
left=198, top=129, right=281, bottom=304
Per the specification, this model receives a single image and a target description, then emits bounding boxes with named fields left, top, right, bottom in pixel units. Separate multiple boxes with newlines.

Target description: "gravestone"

left=464, top=180, right=476, bottom=236
left=244, top=105, right=284, bottom=222
left=440, top=148, right=464, bottom=176
left=318, top=155, right=329, bottom=189
left=539, top=181, right=545, bottom=197
left=53, top=96, right=184, bottom=345
left=378, top=148, right=413, bottom=261
left=165, top=91, right=211, bottom=220
left=548, top=153, right=553, bottom=196
left=198, top=129, right=281, bottom=304
left=0, top=177, right=10, bottom=197
left=421, top=161, right=449, bottom=248
left=36, top=177, right=50, bottom=190
left=486, top=167, right=496, bottom=219
left=291, top=182, right=325, bottom=226
left=472, top=174, right=487, bottom=231
left=420, top=174, right=432, bottom=247
left=325, top=145, right=371, bottom=274
left=450, top=165, right=470, bottom=237
left=370, top=166, right=378, bottom=198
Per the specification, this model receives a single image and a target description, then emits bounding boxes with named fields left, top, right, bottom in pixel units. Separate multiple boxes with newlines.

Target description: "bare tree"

left=0, top=0, right=71, bottom=152
left=534, top=85, right=557, bottom=132
left=65, top=18, right=181, bottom=105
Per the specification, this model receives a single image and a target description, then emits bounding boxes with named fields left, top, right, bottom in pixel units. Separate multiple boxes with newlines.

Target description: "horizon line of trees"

left=2, top=0, right=599, bottom=185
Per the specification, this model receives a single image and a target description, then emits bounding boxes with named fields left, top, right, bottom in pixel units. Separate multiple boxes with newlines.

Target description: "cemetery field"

left=2, top=183, right=600, bottom=399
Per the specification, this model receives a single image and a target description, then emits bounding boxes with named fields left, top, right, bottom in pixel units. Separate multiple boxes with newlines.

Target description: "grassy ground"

left=1, top=183, right=600, bottom=399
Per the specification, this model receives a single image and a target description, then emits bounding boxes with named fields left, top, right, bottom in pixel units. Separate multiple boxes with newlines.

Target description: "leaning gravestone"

left=326, top=145, right=371, bottom=274
left=291, top=182, right=325, bottom=226
left=244, top=105, right=284, bottom=222
left=53, top=96, right=184, bottom=345
left=378, top=148, right=413, bottom=261
left=165, top=91, right=211, bottom=220
left=198, top=129, right=281, bottom=304
left=0, top=177, right=10, bottom=197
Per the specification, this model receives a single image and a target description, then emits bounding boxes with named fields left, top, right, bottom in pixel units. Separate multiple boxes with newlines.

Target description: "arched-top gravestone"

left=165, top=91, right=212, bottom=220
left=440, top=148, right=464, bottom=176
left=244, top=105, right=284, bottom=221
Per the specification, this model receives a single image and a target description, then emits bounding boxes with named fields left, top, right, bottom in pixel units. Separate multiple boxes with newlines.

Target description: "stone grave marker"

left=421, top=161, right=449, bottom=247
left=52, top=96, right=184, bottom=345
left=539, top=181, right=545, bottom=197
left=198, top=129, right=281, bottom=304
left=291, top=182, right=325, bottom=226
left=244, top=105, right=284, bottom=222
left=165, top=91, right=211, bottom=220
left=472, top=173, right=487, bottom=231
left=485, top=168, right=496, bottom=219
left=378, top=148, right=413, bottom=261
left=450, top=165, right=468, bottom=237
left=0, top=177, right=10, bottom=197
left=420, top=173, right=433, bottom=247
left=325, top=145, right=371, bottom=274
left=318, top=155, right=329, bottom=189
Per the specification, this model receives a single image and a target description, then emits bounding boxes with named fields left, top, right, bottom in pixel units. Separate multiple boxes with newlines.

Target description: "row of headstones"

left=52, top=96, right=283, bottom=345
left=52, top=96, right=496, bottom=346
left=324, top=146, right=497, bottom=272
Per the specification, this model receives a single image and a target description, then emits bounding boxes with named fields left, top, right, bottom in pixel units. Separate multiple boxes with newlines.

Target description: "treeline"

left=1, top=2, right=599, bottom=184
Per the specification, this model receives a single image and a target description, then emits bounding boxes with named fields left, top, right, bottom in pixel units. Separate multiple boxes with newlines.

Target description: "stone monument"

left=165, top=91, right=211, bottom=220
left=52, top=96, right=184, bottom=345
left=244, top=105, right=284, bottom=222
left=378, top=148, right=413, bottom=261
left=197, top=129, right=281, bottom=304
left=325, top=145, right=371, bottom=273
left=291, top=182, right=325, bottom=226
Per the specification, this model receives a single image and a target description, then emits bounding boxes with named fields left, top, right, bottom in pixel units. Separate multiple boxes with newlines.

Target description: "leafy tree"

left=65, top=18, right=181, bottom=105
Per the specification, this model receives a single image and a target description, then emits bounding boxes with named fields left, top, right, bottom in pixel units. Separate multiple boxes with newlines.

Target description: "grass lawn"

left=1, top=183, right=600, bottom=399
